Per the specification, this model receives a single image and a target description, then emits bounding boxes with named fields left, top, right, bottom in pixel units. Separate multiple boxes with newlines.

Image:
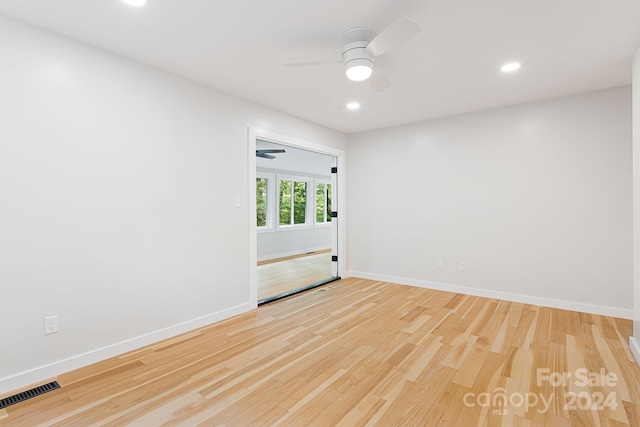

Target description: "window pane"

left=279, top=181, right=292, bottom=225
left=326, top=184, right=332, bottom=222
left=256, top=178, right=267, bottom=227
left=316, top=183, right=325, bottom=223
left=293, top=181, right=307, bottom=224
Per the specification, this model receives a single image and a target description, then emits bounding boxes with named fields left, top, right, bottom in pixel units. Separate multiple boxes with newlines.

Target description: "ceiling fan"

left=256, top=149, right=286, bottom=159
left=284, top=17, right=421, bottom=92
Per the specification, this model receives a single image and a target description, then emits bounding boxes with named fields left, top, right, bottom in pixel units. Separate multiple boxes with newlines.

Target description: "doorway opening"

left=248, top=129, right=345, bottom=306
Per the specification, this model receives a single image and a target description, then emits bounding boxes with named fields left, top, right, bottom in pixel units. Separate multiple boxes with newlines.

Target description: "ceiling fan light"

left=345, top=60, right=373, bottom=81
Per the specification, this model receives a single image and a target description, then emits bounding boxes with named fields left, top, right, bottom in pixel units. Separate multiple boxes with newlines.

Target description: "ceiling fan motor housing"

left=342, top=27, right=376, bottom=79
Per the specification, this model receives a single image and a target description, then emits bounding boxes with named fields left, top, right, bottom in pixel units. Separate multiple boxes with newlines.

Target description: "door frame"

left=248, top=127, right=346, bottom=306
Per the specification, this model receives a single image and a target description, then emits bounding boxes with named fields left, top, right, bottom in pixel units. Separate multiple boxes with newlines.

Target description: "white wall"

left=632, top=46, right=640, bottom=363
left=0, top=16, right=347, bottom=394
left=347, top=86, right=633, bottom=318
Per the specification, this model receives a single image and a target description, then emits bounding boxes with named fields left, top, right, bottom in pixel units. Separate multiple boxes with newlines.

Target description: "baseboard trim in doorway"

left=258, top=276, right=341, bottom=306
left=258, top=248, right=331, bottom=266
left=257, top=246, right=331, bottom=264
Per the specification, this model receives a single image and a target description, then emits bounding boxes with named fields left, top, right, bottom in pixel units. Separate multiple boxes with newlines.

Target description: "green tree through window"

left=279, top=178, right=308, bottom=226
left=256, top=177, right=267, bottom=227
left=326, top=184, right=332, bottom=222
left=315, top=182, right=332, bottom=224
left=293, top=181, right=307, bottom=224
left=279, top=180, right=292, bottom=225
left=316, top=183, right=325, bottom=223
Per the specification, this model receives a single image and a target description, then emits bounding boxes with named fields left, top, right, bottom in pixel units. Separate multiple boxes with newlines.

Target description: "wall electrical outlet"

left=459, top=261, right=467, bottom=272
left=436, top=258, right=444, bottom=269
left=44, top=315, right=59, bottom=335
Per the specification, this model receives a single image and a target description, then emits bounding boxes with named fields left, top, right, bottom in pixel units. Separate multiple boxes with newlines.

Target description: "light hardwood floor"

left=257, top=251, right=333, bottom=300
left=2, top=278, right=640, bottom=426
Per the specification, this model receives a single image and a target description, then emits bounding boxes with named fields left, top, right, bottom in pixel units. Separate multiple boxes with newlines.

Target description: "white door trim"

left=248, top=127, right=346, bottom=306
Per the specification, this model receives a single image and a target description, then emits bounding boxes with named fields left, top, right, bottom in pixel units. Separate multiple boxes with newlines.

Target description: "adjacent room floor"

left=257, top=250, right=333, bottom=301
left=2, top=278, right=639, bottom=425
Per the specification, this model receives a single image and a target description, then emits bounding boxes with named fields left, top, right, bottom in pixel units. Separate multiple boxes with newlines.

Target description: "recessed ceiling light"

left=346, top=102, right=361, bottom=110
left=501, top=62, right=521, bottom=73
left=121, top=0, right=147, bottom=7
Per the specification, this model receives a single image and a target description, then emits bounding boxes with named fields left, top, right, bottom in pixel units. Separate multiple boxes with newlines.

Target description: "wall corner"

left=632, top=43, right=640, bottom=362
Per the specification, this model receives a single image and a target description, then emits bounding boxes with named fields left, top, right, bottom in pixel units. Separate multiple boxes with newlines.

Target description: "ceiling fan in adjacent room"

left=284, top=17, right=421, bottom=92
left=256, top=149, right=286, bottom=159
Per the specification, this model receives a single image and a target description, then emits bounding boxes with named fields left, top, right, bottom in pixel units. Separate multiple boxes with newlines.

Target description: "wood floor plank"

left=3, top=277, right=640, bottom=426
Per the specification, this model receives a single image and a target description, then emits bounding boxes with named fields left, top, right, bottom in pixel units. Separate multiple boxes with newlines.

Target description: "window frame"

left=276, top=174, right=313, bottom=231
left=256, top=171, right=276, bottom=233
left=314, top=178, right=332, bottom=228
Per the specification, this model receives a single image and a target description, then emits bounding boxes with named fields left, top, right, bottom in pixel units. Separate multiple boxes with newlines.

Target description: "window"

left=257, top=178, right=268, bottom=227
left=256, top=171, right=275, bottom=232
left=315, top=180, right=332, bottom=226
left=278, top=176, right=311, bottom=227
left=257, top=171, right=331, bottom=232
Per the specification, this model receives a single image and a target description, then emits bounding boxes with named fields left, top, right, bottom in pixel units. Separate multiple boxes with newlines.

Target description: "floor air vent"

left=0, top=381, right=60, bottom=409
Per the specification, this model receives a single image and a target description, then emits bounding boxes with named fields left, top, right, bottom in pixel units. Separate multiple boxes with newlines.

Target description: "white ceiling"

left=256, top=140, right=334, bottom=177
left=1, top=0, right=639, bottom=134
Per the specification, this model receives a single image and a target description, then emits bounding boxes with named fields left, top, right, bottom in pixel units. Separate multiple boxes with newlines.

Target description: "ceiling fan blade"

left=256, top=149, right=285, bottom=159
left=284, top=60, right=342, bottom=68
left=364, top=17, right=421, bottom=58
left=257, top=149, right=286, bottom=154
left=369, top=70, right=392, bottom=92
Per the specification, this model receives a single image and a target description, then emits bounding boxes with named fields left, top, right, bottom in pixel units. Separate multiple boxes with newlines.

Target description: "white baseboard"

left=630, top=337, right=640, bottom=365
left=346, top=271, right=633, bottom=320
left=0, top=301, right=255, bottom=396
left=257, top=246, right=331, bottom=262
